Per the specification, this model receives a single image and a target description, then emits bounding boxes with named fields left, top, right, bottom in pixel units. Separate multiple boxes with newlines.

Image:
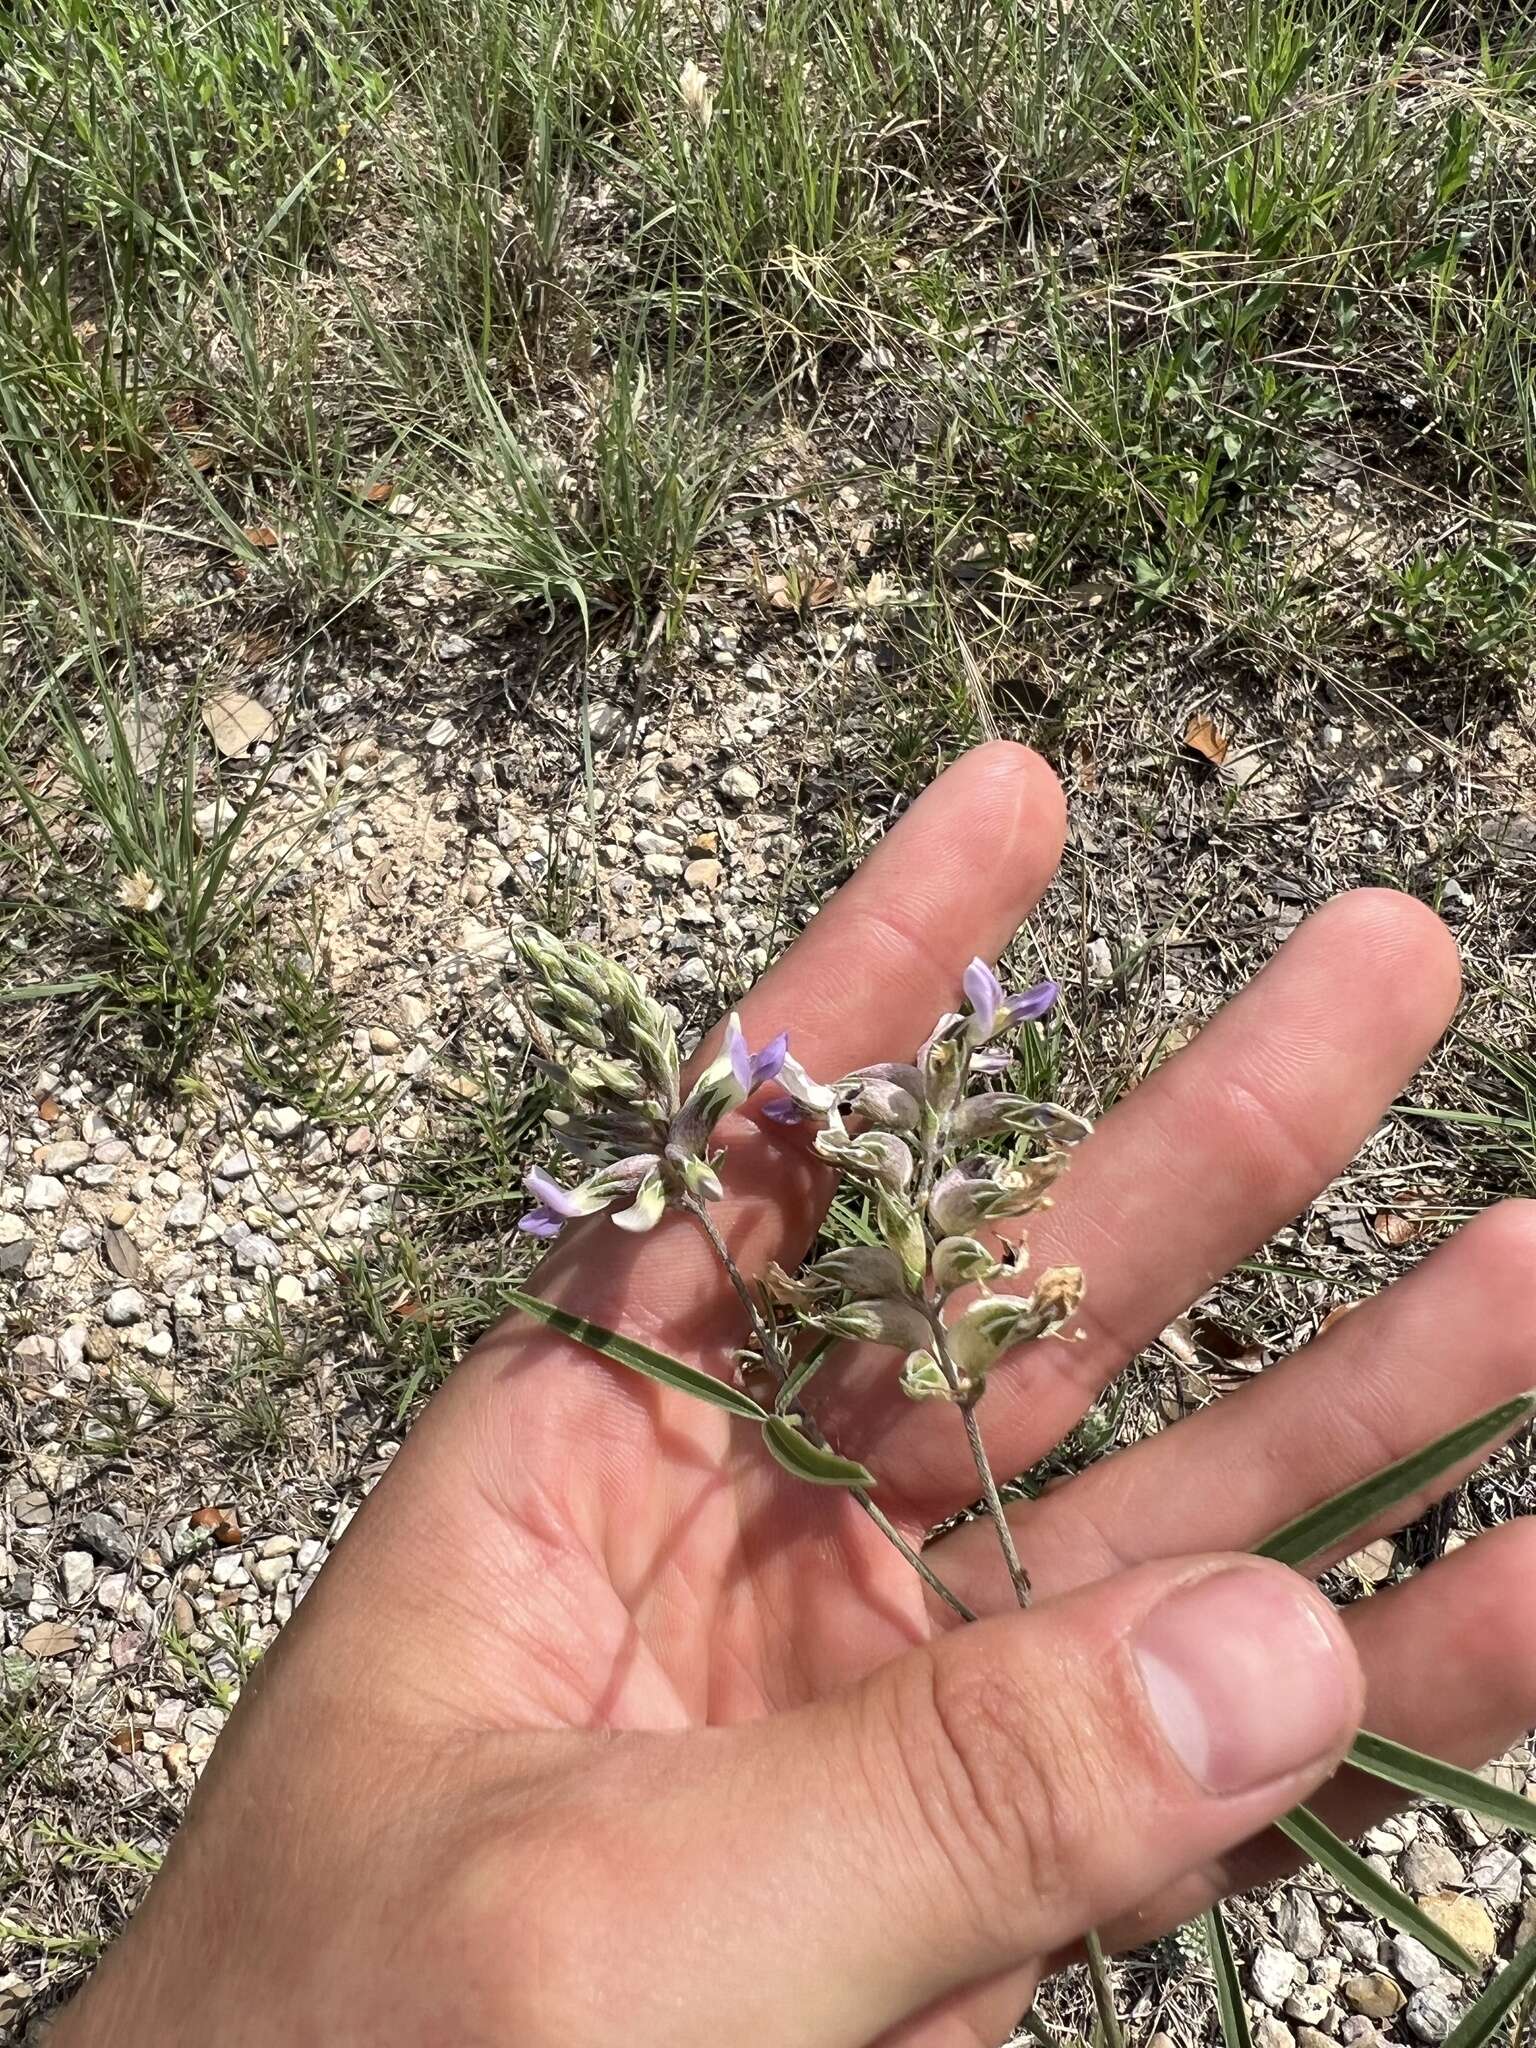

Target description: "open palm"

left=61, top=744, right=1536, bottom=2048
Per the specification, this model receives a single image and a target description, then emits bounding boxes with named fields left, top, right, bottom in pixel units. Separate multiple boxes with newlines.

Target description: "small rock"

left=84, top=1327, right=117, bottom=1363
left=434, top=632, right=472, bottom=662
left=1284, top=1983, right=1329, bottom=2026
left=24, top=1174, right=66, bottom=1212
left=165, top=1191, right=207, bottom=1229
left=1401, top=1838, right=1465, bottom=1893
left=1085, top=937, right=1113, bottom=983
left=232, top=1232, right=282, bottom=1274
left=57, top=1223, right=92, bottom=1252
left=267, top=1106, right=306, bottom=1139
left=642, top=852, right=683, bottom=881
left=368, top=1026, right=401, bottom=1053
left=1404, top=1984, right=1460, bottom=2043
left=96, top=1571, right=127, bottom=1613
left=212, top=1148, right=255, bottom=1182
left=1296, top=2031, right=1336, bottom=2048
left=1467, top=1843, right=1521, bottom=1907
left=104, top=1287, right=147, bottom=1326
left=60, top=1550, right=95, bottom=1604
left=274, top=1274, right=305, bottom=1307
left=423, top=715, right=457, bottom=747
left=586, top=700, right=624, bottom=744
left=14, top=1334, right=54, bottom=1373
left=1252, top=1944, right=1302, bottom=2008
left=717, top=764, right=761, bottom=804
left=40, top=1140, right=90, bottom=1173
left=1344, top=1974, right=1404, bottom=2020
left=1391, top=1934, right=1442, bottom=1990
left=0, top=1235, right=33, bottom=1276
left=1417, top=1893, right=1494, bottom=1963
left=684, top=857, right=721, bottom=891
left=1341, top=2022, right=1385, bottom=2048
left=1255, top=2020, right=1295, bottom=2048
left=252, top=1556, right=289, bottom=1590
left=1277, top=1891, right=1326, bottom=1960
left=78, top=1510, right=135, bottom=1567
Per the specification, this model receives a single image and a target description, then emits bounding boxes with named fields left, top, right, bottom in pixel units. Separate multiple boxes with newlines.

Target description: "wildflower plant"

left=510, top=925, right=1087, bottom=1612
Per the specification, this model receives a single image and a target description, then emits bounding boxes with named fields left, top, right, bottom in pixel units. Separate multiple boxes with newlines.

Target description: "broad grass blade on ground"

left=1203, top=1903, right=1254, bottom=2048
left=1254, top=1393, right=1536, bottom=1568
left=1347, top=1731, right=1536, bottom=1839
left=1276, top=1808, right=1478, bottom=1974
left=1442, top=1930, right=1536, bottom=2048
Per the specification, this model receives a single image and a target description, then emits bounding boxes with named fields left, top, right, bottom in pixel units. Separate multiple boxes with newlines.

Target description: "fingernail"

left=1133, top=1566, right=1357, bottom=1797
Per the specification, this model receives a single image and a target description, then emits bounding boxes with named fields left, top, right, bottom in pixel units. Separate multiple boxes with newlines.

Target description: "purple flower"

left=726, top=1016, right=789, bottom=1094
left=962, top=958, right=1003, bottom=1039
left=518, top=1206, right=566, bottom=1239
left=760, top=1094, right=807, bottom=1125
left=1000, top=980, right=1059, bottom=1026
left=962, top=957, right=1059, bottom=1044
left=522, top=1165, right=590, bottom=1222
left=516, top=1155, right=660, bottom=1238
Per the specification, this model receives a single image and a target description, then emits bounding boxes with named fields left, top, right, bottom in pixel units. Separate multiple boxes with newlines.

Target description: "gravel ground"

left=4, top=572, right=1535, bottom=2041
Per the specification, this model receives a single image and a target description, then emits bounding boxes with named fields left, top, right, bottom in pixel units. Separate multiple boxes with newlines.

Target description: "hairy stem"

left=960, top=1397, right=1032, bottom=1608
left=683, top=1195, right=782, bottom=1367
left=850, top=1487, right=979, bottom=1625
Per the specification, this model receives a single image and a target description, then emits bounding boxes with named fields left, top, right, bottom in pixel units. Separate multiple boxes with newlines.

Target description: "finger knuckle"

left=889, top=1643, right=1075, bottom=1950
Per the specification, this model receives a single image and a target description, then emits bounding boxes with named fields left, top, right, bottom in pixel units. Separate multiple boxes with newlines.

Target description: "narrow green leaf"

left=1349, top=1730, right=1536, bottom=1839
left=1255, top=1393, right=1535, bottom=1568
left=1277, top=1807, right=1478, bottom=1975
left=1203, top=1904, right=1253, bottom=2048
left=1443, top=1932, right=1536, bottom=2048
left=505, top=1286, right=768, bottom=1421
left=0, top=976, right=103, bottom=1002
left=775, top=1335, right=835, bottom=1414
left=761, top=1416, right=876, bottom=1488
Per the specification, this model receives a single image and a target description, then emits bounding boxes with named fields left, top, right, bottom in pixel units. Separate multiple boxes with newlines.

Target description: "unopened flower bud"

left=900, top=1350, right=953, bottom=1401
left=931, top=1234, right=999, bottom=1291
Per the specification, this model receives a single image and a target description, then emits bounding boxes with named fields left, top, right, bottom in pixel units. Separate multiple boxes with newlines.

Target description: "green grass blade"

left=1203, top=1904, right=1253, bottom=2048
left=761, top=1417, right=876, bottom=1488
left=1277, top=1808, right=1478, bottom=1975
left=505, top=1285, right=768, bottom=1421
left=775, top=1335, right=835, bottom=1414
left=1255, top=1393, right=1536, bottom=1567
left=1443, top=1931, right=1536, bottom=2048
left=1348, top=1730, right=1536, bottom=1838
left=0, top=977, right=104, bottom=1001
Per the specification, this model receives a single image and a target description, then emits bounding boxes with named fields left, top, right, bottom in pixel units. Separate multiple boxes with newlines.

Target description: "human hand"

left=54, top=743, right=1536, bottom=2048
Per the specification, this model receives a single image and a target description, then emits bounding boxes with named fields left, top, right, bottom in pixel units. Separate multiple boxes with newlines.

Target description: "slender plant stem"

left=850, top=1487, right=978, bottom=1624
left=684, top=1196, right=781, bottom=1365
left=1083, top=1931, right=1126, bottom=2048
left=960, top=1397, right=1032, bottom=1608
